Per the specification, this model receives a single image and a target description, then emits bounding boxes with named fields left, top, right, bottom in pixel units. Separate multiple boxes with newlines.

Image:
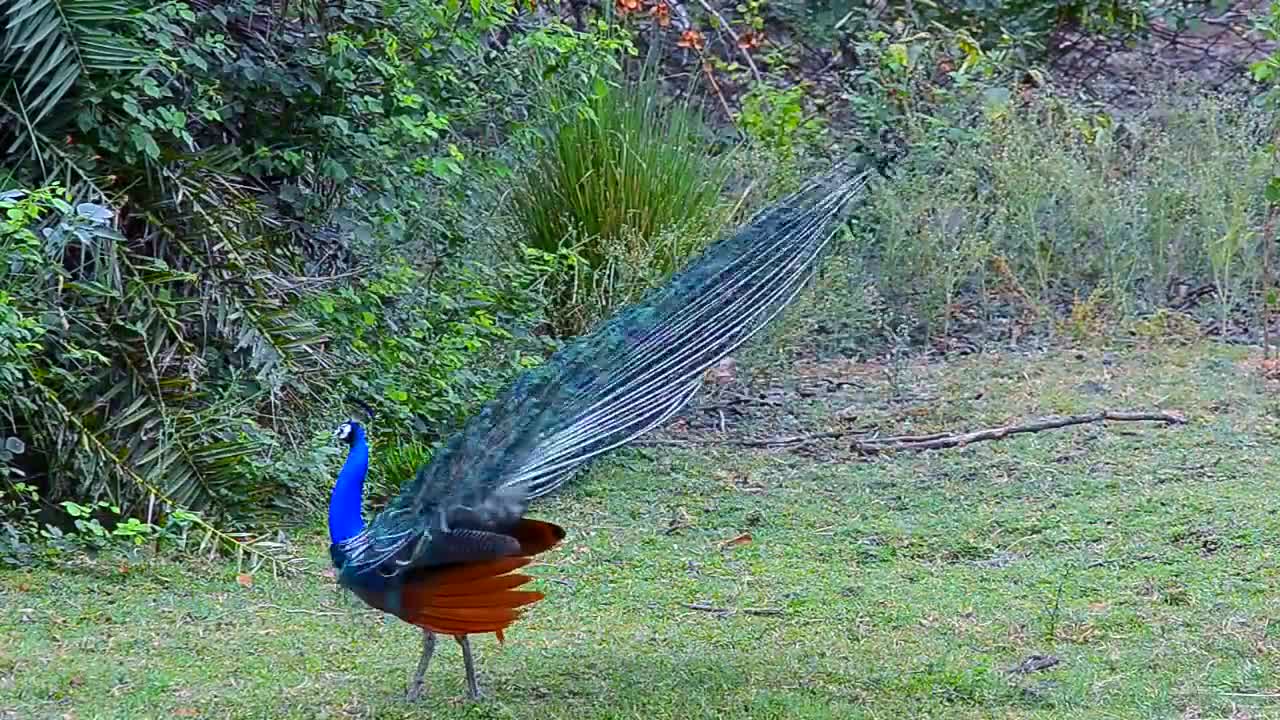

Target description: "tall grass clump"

left=852, top=94, right=1276, bottom=346
left=512, top=74, right=729, bottom=336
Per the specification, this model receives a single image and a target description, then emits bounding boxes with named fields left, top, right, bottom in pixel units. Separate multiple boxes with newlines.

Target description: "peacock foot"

left=405, top=628, right=436, bottom=702
left=456, top=634, right=483, bottom=701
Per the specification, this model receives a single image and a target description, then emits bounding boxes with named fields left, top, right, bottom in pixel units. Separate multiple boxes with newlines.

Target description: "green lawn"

left=4, top=342, right=1280, bottom=720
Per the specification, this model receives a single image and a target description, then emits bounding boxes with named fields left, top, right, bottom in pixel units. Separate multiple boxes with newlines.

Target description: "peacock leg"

left=455, top=634, right=481, bottom=699
left=406, top=629, right=436, bottom=701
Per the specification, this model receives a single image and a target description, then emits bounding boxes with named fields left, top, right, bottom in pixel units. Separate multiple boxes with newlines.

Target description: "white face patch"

left=335, top=422, right=353, bottom=441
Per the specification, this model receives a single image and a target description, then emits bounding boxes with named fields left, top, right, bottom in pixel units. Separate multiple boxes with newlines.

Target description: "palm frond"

left=1, top=0, right=149, bottom=160
left=25, top=379, right=296, bottom=572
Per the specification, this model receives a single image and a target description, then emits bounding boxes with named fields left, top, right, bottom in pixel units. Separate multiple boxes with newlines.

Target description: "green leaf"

left=1266, top=177, right=1280, bottom=206
left=886, top=43, right=910, bottom=69
left=1, top=0, right=152, bottom=151
left=1251, top=59, right=1278, bottom=83
left=128, top=127, right=161, bottom=160
left=320, top=159, right=349, bottom=182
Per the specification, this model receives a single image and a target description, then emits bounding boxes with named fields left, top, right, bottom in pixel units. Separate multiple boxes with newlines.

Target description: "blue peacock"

left=327, top=161, right=880, bottom=700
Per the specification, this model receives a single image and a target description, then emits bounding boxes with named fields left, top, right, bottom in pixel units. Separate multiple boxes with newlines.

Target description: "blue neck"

left=329, top=427, right=369, bottom=545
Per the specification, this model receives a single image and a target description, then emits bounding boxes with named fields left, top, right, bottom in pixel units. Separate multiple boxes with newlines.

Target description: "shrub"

left=511, top=73, right=729, bottom=336
left=309, top=250, right=554, bottom=449
left=0, top=1, right=628, bottom=566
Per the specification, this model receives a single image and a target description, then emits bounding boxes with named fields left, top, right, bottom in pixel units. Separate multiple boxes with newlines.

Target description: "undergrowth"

left=808, top=94, right=1278, bottom=351
left=3, top=0, right=1276, bottom=572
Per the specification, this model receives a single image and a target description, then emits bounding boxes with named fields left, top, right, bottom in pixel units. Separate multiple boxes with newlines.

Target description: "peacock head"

left=334, top=420, right=364, bottom=446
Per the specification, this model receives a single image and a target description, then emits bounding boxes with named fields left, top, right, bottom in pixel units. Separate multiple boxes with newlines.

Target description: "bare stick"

left=682, top=602, right=783, bottom=617
left=701, top=60, right=740, bottom=130
left=851, top=410, right=1186, bottom=454
left=640, top=410, right=1185, bottom=451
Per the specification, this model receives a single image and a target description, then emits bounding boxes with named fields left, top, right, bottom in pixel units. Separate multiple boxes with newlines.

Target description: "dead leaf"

left=1261, top=357, right=1280, bottom=379
left=321, top=568, right=336, bottom=580
left=677, top=29, right=706, bottom=51
left=737, top=31, right=765, bottom=50
left=705, top=356, right=737, bottom=385
left=718, top=532, right=752, bottom=549
left=174, top=709, right=200, bottom=718
left=17, top=583, right=30, bottom=592
left=650, top=1, right=671, bottom=26
left=236, top=573, right=253, bottom=589
left=666, top=507, right=693, bottom=535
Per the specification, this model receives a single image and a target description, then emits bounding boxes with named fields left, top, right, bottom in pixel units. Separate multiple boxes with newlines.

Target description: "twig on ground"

left=639, top=410, right=1186, bottom=452
left=691, top=393, right=784, bottom=415
left=850, top=410, right=1186, bottom=454
left=635, top=427, right=876, bottom=449
left=253, top=603, right=346, bottom=617
left=682, top=602, right=783, bottom=617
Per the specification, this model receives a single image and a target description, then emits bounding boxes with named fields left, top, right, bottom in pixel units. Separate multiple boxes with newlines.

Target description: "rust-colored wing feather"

left=357, top=519, right=565, bottom=639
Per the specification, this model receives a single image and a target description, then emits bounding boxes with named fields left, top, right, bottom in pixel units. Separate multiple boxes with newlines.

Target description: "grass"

left=4, top=340, right=1280, bottom=719
left=858, top=95, right=1276, bottom=342
left=511, top=72, right=729, bottom=337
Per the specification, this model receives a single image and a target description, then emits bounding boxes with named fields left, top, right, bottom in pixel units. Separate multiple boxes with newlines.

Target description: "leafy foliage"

left=310, top=251, right=553, bottom=447
left=0, top=1, right=636, bottom=564
left=0, top=187, right=315, bottom=525
left=736, top=84, right=826, bottom=158
left=917, top=0, right=1153, bottom=47
left=0, top=0, right=149, bottom=166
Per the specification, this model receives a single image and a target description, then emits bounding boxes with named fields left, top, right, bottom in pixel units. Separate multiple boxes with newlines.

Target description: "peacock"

left=327, top=159, right=883, bottom=701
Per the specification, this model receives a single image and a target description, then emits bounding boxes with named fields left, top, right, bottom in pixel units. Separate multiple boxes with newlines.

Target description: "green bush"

left=511, top=74, right=729, bottom=336
left=309, top=250, right=554, bottom=447
left=0, top=1, right=635, bottom=566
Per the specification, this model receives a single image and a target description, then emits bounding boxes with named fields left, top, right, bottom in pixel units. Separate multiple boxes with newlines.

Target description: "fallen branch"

left=637, top=410, right=1185, bottom=451
left=851, top=410, right=1186, bottom=454
left=682, top=602, right=783, bottom=617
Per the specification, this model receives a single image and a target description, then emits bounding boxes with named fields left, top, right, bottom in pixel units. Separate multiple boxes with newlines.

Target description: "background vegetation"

left=1, top=0, right=1277, bottom=570
left=5, top=2, right=1280, bottom=718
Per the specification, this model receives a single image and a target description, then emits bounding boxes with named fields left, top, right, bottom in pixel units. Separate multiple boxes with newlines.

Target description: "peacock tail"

left=334, top=159, right=880, bottom=587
